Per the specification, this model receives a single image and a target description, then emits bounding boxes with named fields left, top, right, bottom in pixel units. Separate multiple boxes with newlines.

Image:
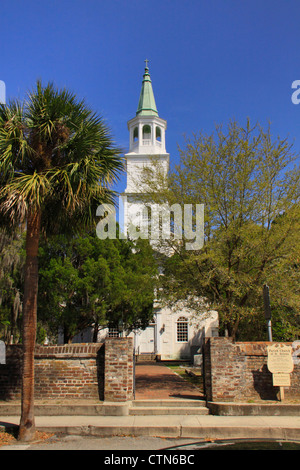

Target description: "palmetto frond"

left=0, top=101, right=33, bottom=173
left=0, top=172, right=50, bottom=221
left=0, top=80, right=123, bottom=228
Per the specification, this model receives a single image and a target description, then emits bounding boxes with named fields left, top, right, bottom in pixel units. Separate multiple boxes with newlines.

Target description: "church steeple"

left=136, top=60, right=158, bottom=116
left=124, top=62, right=169, bottom=194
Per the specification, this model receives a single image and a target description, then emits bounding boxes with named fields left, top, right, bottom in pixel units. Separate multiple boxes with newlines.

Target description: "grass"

left=166, top=363, right=204, bottom=392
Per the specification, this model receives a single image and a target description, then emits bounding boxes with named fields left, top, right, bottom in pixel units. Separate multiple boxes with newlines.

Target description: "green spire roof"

left=136, top=61, right=158, bottom=116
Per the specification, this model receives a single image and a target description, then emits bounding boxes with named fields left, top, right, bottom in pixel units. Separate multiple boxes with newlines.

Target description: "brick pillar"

left=104, top=337, right=134, bottom=402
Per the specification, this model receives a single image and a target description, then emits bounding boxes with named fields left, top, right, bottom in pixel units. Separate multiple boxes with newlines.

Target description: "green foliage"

left=38, top=232, right=158, bottom=343
left=0, top=228, right=25, bottom=342
left=140, top=119, right=300, bottom=341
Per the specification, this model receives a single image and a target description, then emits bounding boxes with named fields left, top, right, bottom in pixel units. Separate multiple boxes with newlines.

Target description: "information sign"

left=267, top=343, right=293, bottom=400
left=267, top=343, right=294, bottom=374
left=272, top=373, right=291, bottom=387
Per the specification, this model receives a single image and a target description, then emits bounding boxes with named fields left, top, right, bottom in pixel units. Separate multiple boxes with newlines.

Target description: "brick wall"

left=0, top=338, right=134, bottom=402
left=204, top=337, right=300, bottom=402
left=34, top=343, right=104, bottom=400
left=0, top=344, right=23, bottom=400
left=104, top=337, right=134, bottom=402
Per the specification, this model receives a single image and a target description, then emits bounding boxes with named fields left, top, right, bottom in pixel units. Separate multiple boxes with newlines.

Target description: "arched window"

left=133, top=127, right=138, bottom=142
left=142, top=206, right=150, bottom=224
left=135, top=211, right=141, bottom=230
left=176, top=316, right=188, bottom=342
left=142, top=124, right=151, bottom=141
left=156, top=126, right=161, bottom=142
left=135, top=208, right=149, bottom=231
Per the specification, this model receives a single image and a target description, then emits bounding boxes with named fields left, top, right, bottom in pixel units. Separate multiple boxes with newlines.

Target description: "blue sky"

left=1, top=0, right=300, bottom=194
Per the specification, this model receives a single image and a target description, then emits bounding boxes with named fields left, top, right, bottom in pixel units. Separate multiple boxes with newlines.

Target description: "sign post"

left=267, top=343, right=294, bottom=401
left=263, top=284, right=272, bottom=341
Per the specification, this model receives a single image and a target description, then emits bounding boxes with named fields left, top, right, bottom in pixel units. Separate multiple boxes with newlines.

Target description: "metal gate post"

left=133, top=349, right=136, bottom=399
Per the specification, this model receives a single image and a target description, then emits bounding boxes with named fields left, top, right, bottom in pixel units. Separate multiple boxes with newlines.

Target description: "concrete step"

left=0, top=402, right=130, bottom=417
left=0, top=400, right=208, bottom=417
left=132, top=399, right=206, bottom=407
left=135, top=354, right=157, bottom=361
left=130, top=399, right=209, bottom=415
left=129, top=406, right=209, bottom=416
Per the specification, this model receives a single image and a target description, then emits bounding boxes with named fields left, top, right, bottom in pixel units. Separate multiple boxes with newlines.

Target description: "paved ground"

left=1, top=435, right=202, bottom=451
left=134, top=362, right=202, bottom=400
left=1, top=414, right=300, bottom=450
left=3, top=435, right=300, bottom=451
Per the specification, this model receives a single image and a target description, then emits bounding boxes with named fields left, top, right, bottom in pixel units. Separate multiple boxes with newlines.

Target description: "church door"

left=139, top=326, right=155, bottom=354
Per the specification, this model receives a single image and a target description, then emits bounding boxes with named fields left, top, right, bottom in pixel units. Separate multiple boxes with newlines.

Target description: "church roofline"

left=124, top=151, right=170, bottom=159
left=127, top=113, right=167, bottom=129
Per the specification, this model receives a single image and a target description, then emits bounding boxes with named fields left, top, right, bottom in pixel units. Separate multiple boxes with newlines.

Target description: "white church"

left=74, top=63, right=219, bottom=361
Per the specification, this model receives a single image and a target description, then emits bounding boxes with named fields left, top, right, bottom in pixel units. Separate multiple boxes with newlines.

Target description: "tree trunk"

left=93, top=321, right=99, bottom=342
left=18, top=209, right=41, bottom=442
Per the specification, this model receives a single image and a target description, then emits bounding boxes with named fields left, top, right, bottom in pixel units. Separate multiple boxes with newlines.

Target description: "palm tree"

left=0, top=81, right=123, bottom=441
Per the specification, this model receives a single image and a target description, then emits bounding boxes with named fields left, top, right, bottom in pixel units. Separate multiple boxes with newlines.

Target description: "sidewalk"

left=1, top=414, right=300, bottom=441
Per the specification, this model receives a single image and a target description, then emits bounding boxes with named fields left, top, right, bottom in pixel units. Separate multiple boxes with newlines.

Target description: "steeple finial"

left=136, top=60, right=158, bottom=116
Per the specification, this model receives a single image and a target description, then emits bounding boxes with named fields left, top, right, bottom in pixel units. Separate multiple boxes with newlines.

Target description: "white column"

left=139, top=122, right=143, bottom=152
left=151, top=122, right=155, bottom=147
left=161, top=126, right=166, bottom=153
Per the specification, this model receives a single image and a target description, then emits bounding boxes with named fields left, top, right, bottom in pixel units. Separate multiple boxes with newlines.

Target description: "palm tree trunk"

left=18, top=209, right=41, bottom=442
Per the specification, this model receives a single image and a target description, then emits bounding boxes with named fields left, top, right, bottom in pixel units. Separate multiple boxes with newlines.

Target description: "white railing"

left=131, top=139, right=162, bottom=149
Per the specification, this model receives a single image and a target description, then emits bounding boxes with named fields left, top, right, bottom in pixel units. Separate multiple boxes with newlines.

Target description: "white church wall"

left=124, top=154, right=169, bottom=195
left=156, top=305, right=218, bottom=360
left=127, top=303, right=219, bottom=361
